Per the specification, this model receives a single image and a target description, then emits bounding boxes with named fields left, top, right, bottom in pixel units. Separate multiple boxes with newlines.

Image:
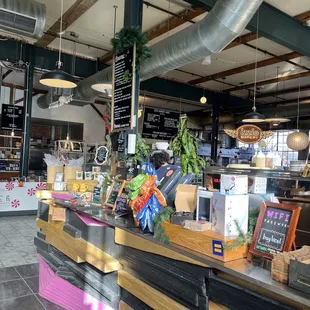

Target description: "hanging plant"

left=111, top=26, right=152, bottom=70
left=169, top=116, right=206, bottom=176
left=132, top=133, right=151, bottom=165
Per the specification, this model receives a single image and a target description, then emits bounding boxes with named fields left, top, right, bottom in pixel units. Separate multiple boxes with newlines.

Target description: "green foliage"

left=224, top=208, right=260, bottom=250
left=169, top=116, right=206, bottom=176
left=153, top=207, right=174, bottom=244
left=111, top=26, right=152, bottom=70
left=132, top=133, right=151, bottom=165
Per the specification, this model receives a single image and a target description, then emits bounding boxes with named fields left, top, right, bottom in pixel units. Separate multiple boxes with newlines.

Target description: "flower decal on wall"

left=36, top=183, right=46, bottom=190
left=5, top=182, right=14, bottom=191
left=11, top=200, right=20, bottom=209
left=27, top=188, right=36, bottom=196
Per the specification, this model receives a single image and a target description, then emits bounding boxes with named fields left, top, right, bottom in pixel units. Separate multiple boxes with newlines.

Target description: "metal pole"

left=211, top=101, right=220, bottom=161
left=20, top=45, right=34, bottom=177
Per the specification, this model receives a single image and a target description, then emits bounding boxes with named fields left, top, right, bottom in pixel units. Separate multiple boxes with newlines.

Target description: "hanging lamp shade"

left=287, top=131, right=309, bottom=151
left=242, top=108, right=265, bottom=123
left=40, top=62, right=77, bottom=89
left=91, top=83, right=112, bottom=93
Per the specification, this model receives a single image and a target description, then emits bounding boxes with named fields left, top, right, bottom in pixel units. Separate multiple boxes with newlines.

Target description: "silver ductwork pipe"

left=0, top=0, right=46, bottom=39
left=38, top=0, right=263, bottom=105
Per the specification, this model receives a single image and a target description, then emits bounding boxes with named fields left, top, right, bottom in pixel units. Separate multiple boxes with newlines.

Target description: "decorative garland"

left=153, top=207, right=174, bottom=244
left=111, top=26, right=151, bottom=70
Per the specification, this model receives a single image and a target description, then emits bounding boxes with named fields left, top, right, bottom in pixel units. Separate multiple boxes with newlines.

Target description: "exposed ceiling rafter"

left=2, top=70, right=13, bottom=81
left=36, top=0, right=99, bottom=48
left=256, top=84, right=310, bottom=99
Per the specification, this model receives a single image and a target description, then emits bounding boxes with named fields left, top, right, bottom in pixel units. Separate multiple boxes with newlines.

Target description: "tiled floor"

left=0, top=216, right=38, bottom=267
left=0, top=216, right=64, bottom=309
left=0, top=263, right=63, bottom=309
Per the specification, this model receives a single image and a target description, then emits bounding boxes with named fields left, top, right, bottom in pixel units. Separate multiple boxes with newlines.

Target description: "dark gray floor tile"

left=0, top=279, right=32, bottom=300
left=36, top=295, right=65, bottom=310
left=14, top=263, right=39, bottom=278
left=24, top=276, right=39, bottom=294
left=0, top=267, right=20, bottom=283
left=0, top=294, right=44, bottom=310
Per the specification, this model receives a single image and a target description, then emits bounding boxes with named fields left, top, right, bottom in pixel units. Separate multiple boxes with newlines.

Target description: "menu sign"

left=142, top=108, right=179, bottom=140
left=249, top=201, right=301, bottom=259
left=1, top=104, right=24, bottom=131
left=112, top=45, right=136, bottom=131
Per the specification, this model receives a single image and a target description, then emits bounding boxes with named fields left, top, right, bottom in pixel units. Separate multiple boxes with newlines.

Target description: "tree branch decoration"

left=111, top=26, right=152, bottom=70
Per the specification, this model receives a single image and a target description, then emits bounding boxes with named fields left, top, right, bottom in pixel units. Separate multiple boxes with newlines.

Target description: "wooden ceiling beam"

left=225, top=71, right=310, bottom=93
left=2, top=69, right=13, bottom=81
left=99, top=7, right=206, bottom=64
left=270, top=95, right=310, bottom=106
left=189, top=51, right=301, bottom=85
left=256, top=84, right=310, bottom=99
left=36, top=0, right=98, bottom=48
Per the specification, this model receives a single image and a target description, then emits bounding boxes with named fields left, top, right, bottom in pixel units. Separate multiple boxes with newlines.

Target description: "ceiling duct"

left=38, top=0, right=263, bottom=106
left=0, top=0, right=46, bottom=39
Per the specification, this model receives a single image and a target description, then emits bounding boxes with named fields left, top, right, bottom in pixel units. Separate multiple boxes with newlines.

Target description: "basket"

left=47, top=166, right=63, bottom=184
left=64, top=166, right=82, bottom=182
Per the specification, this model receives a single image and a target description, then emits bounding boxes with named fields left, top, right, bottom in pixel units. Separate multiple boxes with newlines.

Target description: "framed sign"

left=111, top=44, right=136, bottom=131
left=105, top=180, right=126, bottom=209
left=249, top=201, right=301, bottom=259
left=224, top=125, right=274, bottom=144
left=1, top=104, right=24, bottom=131
left=142, top=108, right=179, bottom=140
left=95, top=146, right=109, bottom=165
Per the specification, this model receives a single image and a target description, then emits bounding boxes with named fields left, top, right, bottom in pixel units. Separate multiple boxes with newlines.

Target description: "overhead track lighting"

left=40, top=0, right=77, bottom=89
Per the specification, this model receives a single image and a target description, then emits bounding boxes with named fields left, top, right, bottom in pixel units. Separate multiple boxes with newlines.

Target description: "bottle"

left=265, top=152, right=274, bottom=168
left=251, top=152, right=257, bottom=166
left=256, top=151, right=266, bottom=168
left=273, top=152, right=282, bottom=167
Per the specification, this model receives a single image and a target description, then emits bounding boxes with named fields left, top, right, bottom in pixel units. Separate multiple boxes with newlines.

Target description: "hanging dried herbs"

left=170, top=116, right=206, bottom=176
left=132, top=133, right=151, bottom=165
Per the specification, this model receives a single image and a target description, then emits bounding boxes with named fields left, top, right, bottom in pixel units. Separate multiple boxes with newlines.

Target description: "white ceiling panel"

left=264, top=0, right=310, bottom=17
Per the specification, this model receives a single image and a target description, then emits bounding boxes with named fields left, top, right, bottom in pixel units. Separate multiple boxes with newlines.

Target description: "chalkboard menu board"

left=142, top=108, right=179, bottom=140
left=117, top=131, right=125, bottom=153
left=1, top=104, right=24, bottom=131
left=249, top=201, right=301, bottom=259
left=105, top=180, right=126, bottom=209
left=112, top=45, right=135, bottom=131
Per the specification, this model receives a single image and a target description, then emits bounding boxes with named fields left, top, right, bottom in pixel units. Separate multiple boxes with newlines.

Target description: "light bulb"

left=200, top=96, right=207, bottom=104
left=11, top=131, right=14, bottom=137
left=66, top=135, right=69, bottom=141
left=138, top=109, right=143, bottom=118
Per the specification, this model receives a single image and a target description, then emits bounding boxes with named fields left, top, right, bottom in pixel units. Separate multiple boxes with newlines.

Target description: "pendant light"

left=265, top=67, right=289, bottom=126
left=91, top=5, right=118, bottom=93
left=287, top=58, right=309, bottom=151
left=242, top=10, right=265, bottom=123
left=200, top=86, right=207, bottom=104
left=40, top=0, right=77, bottom=89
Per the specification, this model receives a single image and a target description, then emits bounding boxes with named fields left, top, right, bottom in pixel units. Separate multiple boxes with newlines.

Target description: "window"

left=237, top=131, right=300, bottom=166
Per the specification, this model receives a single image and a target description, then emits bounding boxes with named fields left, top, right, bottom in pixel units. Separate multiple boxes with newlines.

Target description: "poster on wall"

left=142, top=108, right=179, bottom=140
left=1, top=104, right=24, bottom=131
left=111, top=44, right=136, bottom=131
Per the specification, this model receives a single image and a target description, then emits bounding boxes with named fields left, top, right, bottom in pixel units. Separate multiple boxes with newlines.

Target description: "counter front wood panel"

left=115, top=227, right=209, bottom=267
left=117, top=270, right=187, bottom=310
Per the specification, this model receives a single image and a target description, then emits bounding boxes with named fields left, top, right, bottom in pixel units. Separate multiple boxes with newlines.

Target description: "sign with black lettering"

left=1, top=104, right=24, bottom=131
left=249, top=201, right=301, bottom=259
left=142, top=108, right=179, bottom=140
left=105, top=180, right=126, bottom=210
left=112, top=45, right=136, bottom=131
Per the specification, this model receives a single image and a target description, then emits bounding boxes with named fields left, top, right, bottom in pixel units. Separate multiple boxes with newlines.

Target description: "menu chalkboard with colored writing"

left=249, top=201, right=301, bottom=259
left=105, top=180, right=126, bottom=209
left=142, top=108, right=179, bottom=140
left=1, top=104, right=24, bottom=131
left=112, top=45, right=136, bottom=131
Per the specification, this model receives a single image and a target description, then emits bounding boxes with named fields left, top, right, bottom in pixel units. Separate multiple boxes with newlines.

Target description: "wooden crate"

left=162, top=221, right=247, bottom=262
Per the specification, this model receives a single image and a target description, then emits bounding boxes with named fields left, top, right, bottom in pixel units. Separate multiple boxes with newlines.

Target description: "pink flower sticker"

left=11, top=199, right=20, bottom=209
left=27, top=188, right=36, bottom=196
left=36, top=183, right=46, bottom=190
left=5, top=182, right=14, bottom=191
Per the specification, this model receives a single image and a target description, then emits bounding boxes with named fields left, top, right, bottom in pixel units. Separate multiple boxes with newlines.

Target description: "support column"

left=211, top=102, right=220, bottom=161
left=20, top=45, right=35, bottom=177
left=124, top=0, right=143, bottom=134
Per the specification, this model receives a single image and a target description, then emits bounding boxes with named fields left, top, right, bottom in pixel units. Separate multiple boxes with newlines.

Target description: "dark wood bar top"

left=47, top=200, right=310, bottom=310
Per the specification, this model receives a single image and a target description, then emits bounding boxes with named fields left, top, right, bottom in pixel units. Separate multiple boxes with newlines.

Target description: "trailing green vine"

left=224, top=208, right=260, bottom=250
left=153, top=207, right=174, bottom=244
left=170, top=116, right=206, bottom=176
left=132, top=133, right=151, bottom=165
left=111, top=26, right=152, bottom=70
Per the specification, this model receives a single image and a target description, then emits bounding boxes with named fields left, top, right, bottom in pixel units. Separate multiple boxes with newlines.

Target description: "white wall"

left=0, top=86, right=106, bottom=143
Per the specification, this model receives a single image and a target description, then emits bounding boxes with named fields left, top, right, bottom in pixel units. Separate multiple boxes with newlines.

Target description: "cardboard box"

left=248, top=176, right=267, bottom=194
left=220, top=174, right=248, bottom=195
left=210, top=192, right=248, bottom=236
left=175, top=184, right=197, bottom=212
